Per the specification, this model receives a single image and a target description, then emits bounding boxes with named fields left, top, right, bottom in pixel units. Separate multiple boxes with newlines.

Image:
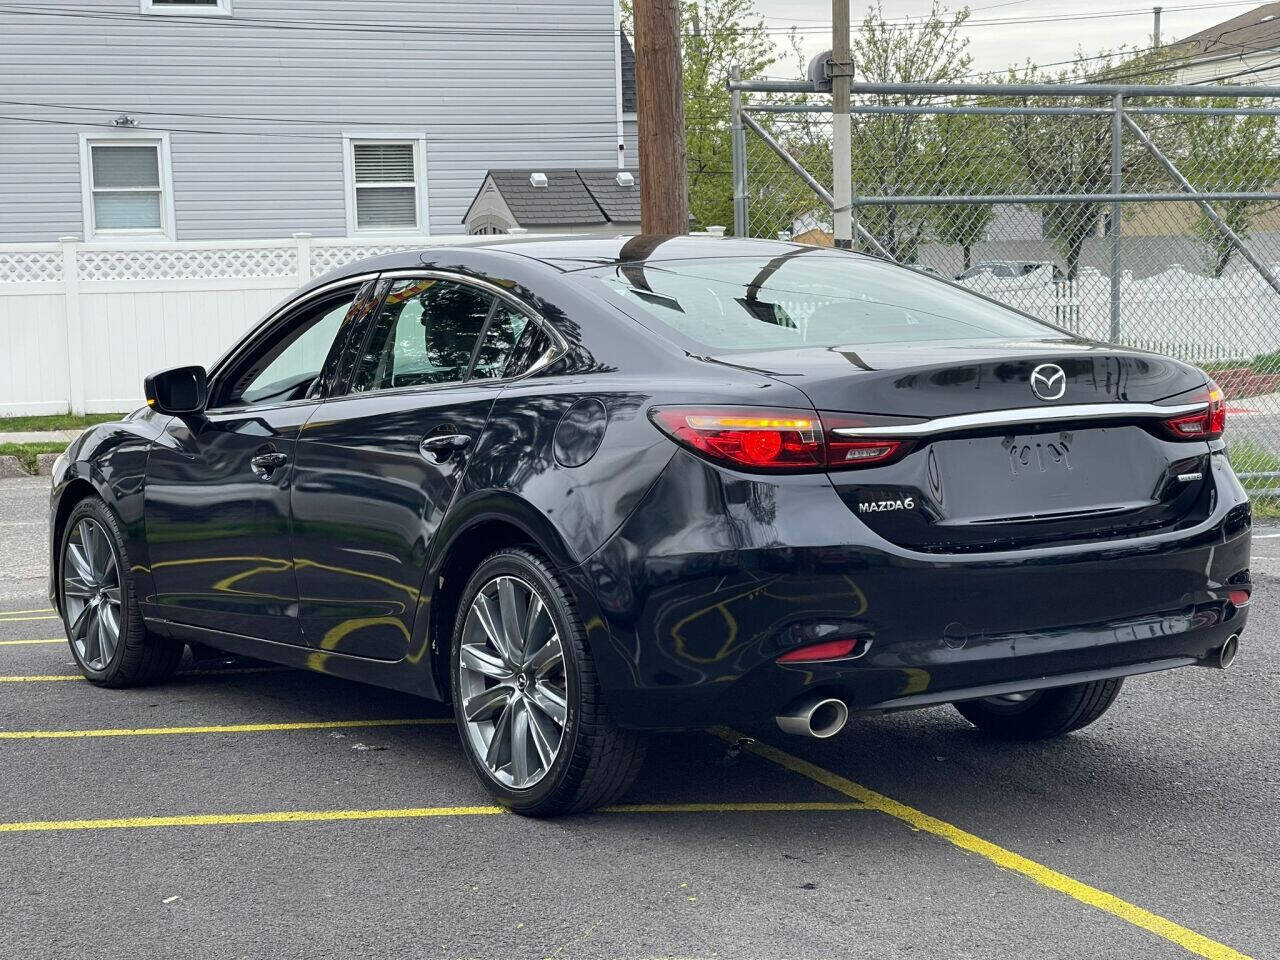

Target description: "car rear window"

left=582, top=254, right=1060, bottom=351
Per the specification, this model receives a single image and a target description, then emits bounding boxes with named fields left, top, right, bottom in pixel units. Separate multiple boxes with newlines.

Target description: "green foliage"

left=924, top=113, right=1000, bottom=271
left=1180, top=98, right=1280, bottom=277
left=0, top=442, right=66, bottom=473
left=622, top=0, right=777, bottom=232
left=850, top=2, right=973, bottom=262
left=0, top=412, right=127, bottom=432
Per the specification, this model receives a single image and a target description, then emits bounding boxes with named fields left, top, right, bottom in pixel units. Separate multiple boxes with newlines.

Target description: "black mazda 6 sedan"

left=48, top=235, right=1252, bottom=815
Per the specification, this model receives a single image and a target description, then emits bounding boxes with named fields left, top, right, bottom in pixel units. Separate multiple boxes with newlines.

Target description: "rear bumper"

left=579, top=449, right=1252, bottom=730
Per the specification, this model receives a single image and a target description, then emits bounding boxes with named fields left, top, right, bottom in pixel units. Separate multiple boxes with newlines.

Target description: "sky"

left=748, top=0, right=1260, bottom=77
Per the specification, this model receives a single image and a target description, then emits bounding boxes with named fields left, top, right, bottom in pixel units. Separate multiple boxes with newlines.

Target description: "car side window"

left=214, top=284, right=365, bottom=408
left=471, top=301, right=531, bottom=380
left=352, top=278, right=495, bottom=392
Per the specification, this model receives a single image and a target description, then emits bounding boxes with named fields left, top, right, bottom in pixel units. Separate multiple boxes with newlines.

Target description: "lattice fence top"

left=311, top=242, right=424, bottom=274
left=0, top=251, right=63, bottom=283
left=77, top=246, right=299, bottom=282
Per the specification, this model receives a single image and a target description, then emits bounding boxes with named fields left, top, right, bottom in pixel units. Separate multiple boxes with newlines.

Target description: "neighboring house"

left=1167, top=2, right=1280, bottom=84
left=0, top=0, right=632, bottom=243
left=621, top=30, right=638, bottom=166
left=463, top=168, right=640, bottom=234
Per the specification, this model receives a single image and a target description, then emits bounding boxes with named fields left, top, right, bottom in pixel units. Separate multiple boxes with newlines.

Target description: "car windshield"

left=584, top=254, right=1060, bottom=351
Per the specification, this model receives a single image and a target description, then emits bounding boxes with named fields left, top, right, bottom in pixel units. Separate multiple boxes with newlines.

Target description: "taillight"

left=1162, top=381, right=1225, bottom=441
left=776, top=637, right=862, bottom=662
left=649, top=406, right=911, bottom=472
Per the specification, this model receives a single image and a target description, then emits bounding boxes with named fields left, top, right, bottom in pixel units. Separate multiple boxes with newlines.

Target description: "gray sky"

left=750, top=0, right=1258, bottom=77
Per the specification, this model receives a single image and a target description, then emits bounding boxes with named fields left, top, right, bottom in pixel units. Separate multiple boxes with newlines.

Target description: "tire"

left=450, top=547, right=647, bottom=816
left=952, top=678, right=1123, bottom=740
left=58, top=496, right=184, bottom=687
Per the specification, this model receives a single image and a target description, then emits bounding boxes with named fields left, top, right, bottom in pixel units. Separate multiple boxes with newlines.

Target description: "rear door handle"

left=419, top=433, right=472, bottom=462
left=250, top=451, right=289, bottom=479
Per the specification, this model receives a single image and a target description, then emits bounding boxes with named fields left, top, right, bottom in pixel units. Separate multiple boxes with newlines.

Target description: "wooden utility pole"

left=634, top=0, right=689, bottom=234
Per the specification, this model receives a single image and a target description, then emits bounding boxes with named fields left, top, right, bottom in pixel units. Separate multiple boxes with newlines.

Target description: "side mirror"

left=144, top=365, right=208, bottom=416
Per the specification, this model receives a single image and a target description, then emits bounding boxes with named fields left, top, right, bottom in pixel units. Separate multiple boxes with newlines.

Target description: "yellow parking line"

left=0, top=666, right=289, bottom=683
left=0, top=717, right=453, bottom=740
left=0, top=801, right=865, bottom=834
left=0, top=638, right=64, bottom=646
left=711, top=728, right=1252, bottom=960
left=0, top=608, right=54, bottom=616
left=0, top=675, right=81, bottom=682
left=599, top=801, right=864, bottom=813
left=0, top=615, right=59, bottom=623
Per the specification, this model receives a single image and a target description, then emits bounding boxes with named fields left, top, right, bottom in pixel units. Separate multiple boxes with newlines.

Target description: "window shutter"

left=352, top=142, right=418, bottom=229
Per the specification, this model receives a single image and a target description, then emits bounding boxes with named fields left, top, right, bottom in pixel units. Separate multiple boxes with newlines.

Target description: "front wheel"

left=450, top=548, right=646, bottom=816
left=59, top=496, right=184, bottom=687
left=952, top=678, right=1123, bottom=740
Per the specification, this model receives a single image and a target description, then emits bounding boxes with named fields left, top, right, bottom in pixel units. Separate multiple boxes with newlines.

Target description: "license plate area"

left=928, top=426, right=1164, bottom=525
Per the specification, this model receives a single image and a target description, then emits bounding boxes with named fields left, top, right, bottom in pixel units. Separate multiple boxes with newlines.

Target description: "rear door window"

left=352, top=278, right=494, bottom=392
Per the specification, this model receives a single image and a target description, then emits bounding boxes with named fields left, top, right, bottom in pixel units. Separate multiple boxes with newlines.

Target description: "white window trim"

left=140, top=0, right=232, bottom=16
left=342, top=133, right=430, bottom=237
left=78, top=130, right=177, bottom=241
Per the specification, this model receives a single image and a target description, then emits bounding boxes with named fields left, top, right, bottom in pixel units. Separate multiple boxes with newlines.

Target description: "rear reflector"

left=776, top=637, right=861, bottom=663
left=1162, top=381, right=1225, bottom=441
left=1229, top=588, right=1251, bottom=607
left=649, top=406, right=912, bottom=472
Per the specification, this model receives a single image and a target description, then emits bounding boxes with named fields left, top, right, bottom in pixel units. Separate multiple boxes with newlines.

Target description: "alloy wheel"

left=62, top=518, right=123, bottom=672
left=458, top=575, right=567, bottom=789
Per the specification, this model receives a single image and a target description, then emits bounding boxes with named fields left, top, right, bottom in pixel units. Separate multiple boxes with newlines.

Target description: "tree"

left=925, top=112, right=1000, bottom=272
left=622, top=0, right=777, bottom=232
left=1180, top=98, right=1280, bottom=277
left=849, top=2, right=975, bottom=262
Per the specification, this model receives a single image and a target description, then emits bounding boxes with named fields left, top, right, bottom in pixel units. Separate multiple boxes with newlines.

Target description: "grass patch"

left=1227, top=440, right=1280, bottom=516
left=0, top=441, right=68, bottom=474
left=0, top=412, right=129, bottom=432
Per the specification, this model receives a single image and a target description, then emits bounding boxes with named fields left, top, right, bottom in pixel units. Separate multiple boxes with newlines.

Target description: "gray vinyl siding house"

left=0, top=0, right=629, bottom=243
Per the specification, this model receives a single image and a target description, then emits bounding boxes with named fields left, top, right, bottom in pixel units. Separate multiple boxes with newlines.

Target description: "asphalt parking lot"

left=0, top=474, right=1276, bottom=960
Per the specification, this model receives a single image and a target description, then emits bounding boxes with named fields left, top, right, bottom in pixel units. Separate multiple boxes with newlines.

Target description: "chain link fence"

left=732, top=82, right=1280, bottom=501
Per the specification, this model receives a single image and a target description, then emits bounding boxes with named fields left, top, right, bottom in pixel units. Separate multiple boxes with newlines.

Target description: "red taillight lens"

left=650, top=407, right=824, bottom=469
left=649, top=406, right=911, bottom=472
left=776, top=637, right=862, bottom=663
left=1229, top=588, right=1250, bottom=607
left=1162, top=381, right=1225, bottom=441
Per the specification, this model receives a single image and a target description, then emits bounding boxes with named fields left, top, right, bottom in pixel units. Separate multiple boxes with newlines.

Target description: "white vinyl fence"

left=0, top=233, right=499, bottom=415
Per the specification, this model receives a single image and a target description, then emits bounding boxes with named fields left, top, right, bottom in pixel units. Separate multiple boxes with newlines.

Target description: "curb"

left=36, top=453, right=61, bottom=476
left=0, top=456, right=29, bottom=479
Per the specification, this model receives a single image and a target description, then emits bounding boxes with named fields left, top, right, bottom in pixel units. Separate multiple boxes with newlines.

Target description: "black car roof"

left=304, top=235, right=856, bottom=292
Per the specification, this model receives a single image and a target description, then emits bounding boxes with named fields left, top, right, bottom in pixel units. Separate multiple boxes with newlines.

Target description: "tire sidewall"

left=59, top=497, right=131, bottom=682
left=450, top=550, right=583, bottom=811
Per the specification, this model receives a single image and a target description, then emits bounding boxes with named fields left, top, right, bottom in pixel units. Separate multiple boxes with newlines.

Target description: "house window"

left=346, top=140, right=424, bottom=233
left=80, top=135, right=175, bottom=239
left=140, top=0, right=232, bottom=15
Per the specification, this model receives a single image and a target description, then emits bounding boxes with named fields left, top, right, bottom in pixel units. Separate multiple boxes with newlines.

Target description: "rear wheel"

left=59, top=497, right=183, bottom=687
left=952, top=678, right=1123, bottom=740
left=450, top=547, right=646, bottom=816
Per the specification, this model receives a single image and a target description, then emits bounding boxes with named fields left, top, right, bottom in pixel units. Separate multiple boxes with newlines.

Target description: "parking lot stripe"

left=0, top=801, right=866, bottom=834
left=0, top=667, right=289, bottom=682
left=599, top=801, right=865, bottom=813
left=0, top=615, right=58, bottom=623
left=0, top=717, right=453, bottom=740
left=0, top=638, right=64, bottom=646
left=0, top=675, right=81, bottom=682
left=712, top=728, right=1253, bottom=960
left=0, top=608, right=54, bottom=615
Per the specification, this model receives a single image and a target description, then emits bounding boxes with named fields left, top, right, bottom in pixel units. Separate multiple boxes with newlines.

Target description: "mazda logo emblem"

left=1030, top=363, right=1067, bottom=401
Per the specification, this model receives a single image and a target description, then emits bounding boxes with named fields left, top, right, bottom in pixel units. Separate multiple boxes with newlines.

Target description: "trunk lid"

left=712, top=340, right=1215, bottom=552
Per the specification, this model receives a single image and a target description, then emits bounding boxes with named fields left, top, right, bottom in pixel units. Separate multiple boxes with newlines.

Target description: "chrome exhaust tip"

left=1217, top=634, right=1240, bottom=670
left=776, top=696, right=850, bottom=739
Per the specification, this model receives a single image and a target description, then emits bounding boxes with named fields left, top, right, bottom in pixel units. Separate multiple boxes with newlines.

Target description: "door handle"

left=250, top=451, right=289, bottom=479
left=419, top=433, right=472, bottom=462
